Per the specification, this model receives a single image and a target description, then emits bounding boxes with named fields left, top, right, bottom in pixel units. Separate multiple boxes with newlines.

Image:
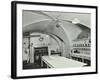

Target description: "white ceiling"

left=22, top=10, right=91, bottom=56
left=22, top=10, right=91, bottom=27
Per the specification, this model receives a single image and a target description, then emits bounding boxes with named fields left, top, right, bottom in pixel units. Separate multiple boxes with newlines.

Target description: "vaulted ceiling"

left=22, top=10, right=90, bottom=56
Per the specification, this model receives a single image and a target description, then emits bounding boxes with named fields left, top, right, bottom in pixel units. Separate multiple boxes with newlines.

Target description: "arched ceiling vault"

left=23, top=10, right=91, bottom=56
left=23, top=22, right=71, bottom=55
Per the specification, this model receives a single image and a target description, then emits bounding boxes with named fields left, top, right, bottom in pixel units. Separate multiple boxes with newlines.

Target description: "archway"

left=23, top=19, right=71, bottom=58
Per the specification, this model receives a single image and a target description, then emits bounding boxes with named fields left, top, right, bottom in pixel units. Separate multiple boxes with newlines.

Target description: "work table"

left=41, top=55, right=87, bottom=68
